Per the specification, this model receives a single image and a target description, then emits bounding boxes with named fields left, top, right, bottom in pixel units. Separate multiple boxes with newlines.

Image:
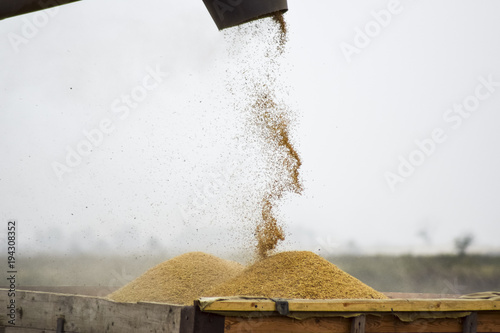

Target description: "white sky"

left=1, top=0, right=499, bottom=257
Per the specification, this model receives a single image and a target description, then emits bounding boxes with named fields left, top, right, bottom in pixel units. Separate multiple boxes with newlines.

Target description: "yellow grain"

left=107, top=252, right=244, bottom=305
left=204, top=251, right=388, bottom=300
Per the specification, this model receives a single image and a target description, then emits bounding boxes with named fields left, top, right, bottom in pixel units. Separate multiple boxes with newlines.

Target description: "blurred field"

left=3, top=253, right=499, bottom=295
left=328, top=254, right=500, bottom=294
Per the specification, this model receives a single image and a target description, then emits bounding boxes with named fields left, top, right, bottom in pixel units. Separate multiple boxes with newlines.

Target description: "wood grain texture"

left=366, top=314, right=462, bottom=333
left=1, top=290, right=498, bottom=333
left=225, top=316, right=350, bottom=333
left=201, top=298, right=500, bottom=313
left=224, top=312, right=500, bottom=333
left=0, top=289, right=187, bottom=333
left=351, top=315, right=366, bottom=333
left=477, top=312, right=500, bottom=332
left=5, top=328, right=56, bottom=333
left=224, top=315, right=464, bottom=333
left=463, top=312, right=478, bottom=333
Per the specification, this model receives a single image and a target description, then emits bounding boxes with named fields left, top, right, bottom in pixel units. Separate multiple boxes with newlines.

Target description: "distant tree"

left=454, top=233, right=474, bottom=256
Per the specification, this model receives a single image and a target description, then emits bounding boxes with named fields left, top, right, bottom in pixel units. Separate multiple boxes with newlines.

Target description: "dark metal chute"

left=0, top=0, right=80, bottom=21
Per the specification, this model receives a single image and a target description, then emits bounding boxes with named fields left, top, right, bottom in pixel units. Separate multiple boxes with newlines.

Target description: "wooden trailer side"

left=0, top=289, right=191, bottom=333
left=199, top=297, right=500, bottom=333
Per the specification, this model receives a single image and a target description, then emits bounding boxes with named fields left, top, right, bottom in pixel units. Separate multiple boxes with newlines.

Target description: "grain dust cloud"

left=106, top=14, right=391, bottom=305
left=224, top=12, right=303, bottom=259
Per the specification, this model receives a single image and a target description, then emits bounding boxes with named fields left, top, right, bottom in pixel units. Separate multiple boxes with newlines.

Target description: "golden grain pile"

left=204, top=251, right=387, bottom=300
left=107, top=252, right=244, bottom=305
left=108, top=251, right=386, bottom=305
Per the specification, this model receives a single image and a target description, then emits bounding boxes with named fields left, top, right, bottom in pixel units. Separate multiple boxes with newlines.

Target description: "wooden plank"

left=0, top=289, right=186, bottom=333
left=366, top=312, right=500, bottom=333
left=477, top=312, right=500, bottom=332
left=206, top=299, right=277, bottom=312
left=201, top=298, right=500, bottom=313
left=56, top=317, right=64, bottom=333
left=290, top=299, right=500, bottom=313
left=180, top=307, right=195, bottom=333
left=221, top=309, right=500, bottom=333
left=17, top=286, right=117, bottom=297
left=224, top=316, right=350, bottom=333
left=5, top=328, right=56, bottom=333
left=179, top=304, right=225, bottom=333
left=366, top=314, right=462, bottom=333
left=224, top=314, right=469, bottom=333
left=351, top=315, right=366, bottom=333
left=384, top=292, right=461, bottom=299
left=224, top=312, right=500, bottom=333
left=463, top=312, right=477, bottom=333
left=192, top=305, right=225, bottom=333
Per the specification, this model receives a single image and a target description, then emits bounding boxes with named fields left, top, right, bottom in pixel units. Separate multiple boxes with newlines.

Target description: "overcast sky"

left=1, top=0, right=499, bottom=258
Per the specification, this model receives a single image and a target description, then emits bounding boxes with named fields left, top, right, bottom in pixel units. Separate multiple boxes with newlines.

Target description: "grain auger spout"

left=0, top=0, right=80, bottom=20
left=1, top=0, right=288, bottom=31
left=202, top=0, right=288, bottom=30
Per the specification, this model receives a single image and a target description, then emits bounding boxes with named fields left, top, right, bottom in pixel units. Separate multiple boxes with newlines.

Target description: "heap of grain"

left=108, top=252, right=244, bottom=305
left=108, top=251, right=386, bottom=305
left=204, top=251, right=388, bottom=299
